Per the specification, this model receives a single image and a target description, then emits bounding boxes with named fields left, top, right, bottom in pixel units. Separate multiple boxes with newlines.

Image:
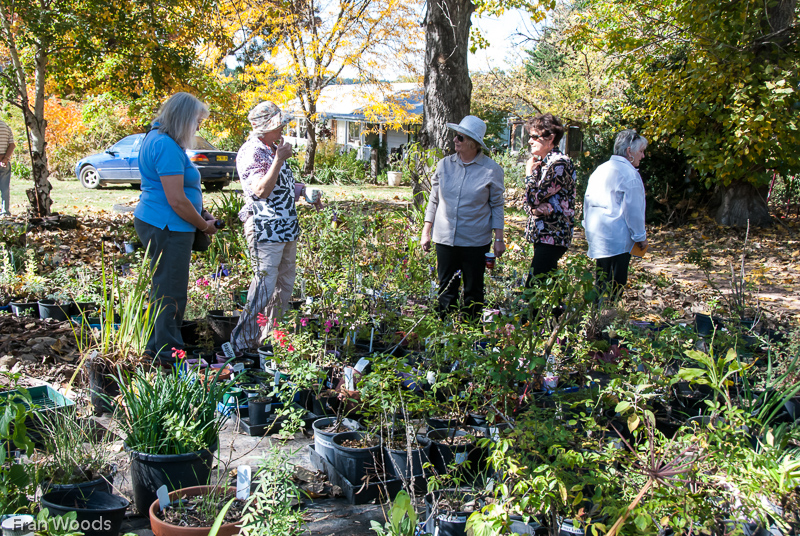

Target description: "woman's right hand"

left=526, top=155, right=542, bottom=176
left=421, top=233, right=432, bottom=253
left=203, top=218, right=219, bottom=236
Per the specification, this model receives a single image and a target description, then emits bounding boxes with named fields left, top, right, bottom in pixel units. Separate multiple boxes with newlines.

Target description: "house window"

left=348, top=121, right=361, bottom=144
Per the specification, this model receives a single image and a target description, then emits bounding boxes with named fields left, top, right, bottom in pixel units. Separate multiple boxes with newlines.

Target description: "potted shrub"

left=108, top=361, right=229, bottom=514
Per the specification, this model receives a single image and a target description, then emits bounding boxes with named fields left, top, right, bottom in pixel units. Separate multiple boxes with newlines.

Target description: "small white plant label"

left=344, top=367, right=355, bottom=391
left=273, top=369, right=281, bottom=386
left=237, top=465, right=251, bottom=500
left=233, top=362, right=245, bottom=373
left=455, top=451, right=468, bottom=465
left=157, top=485, right=170, bottom=511
left=354, top=358, right=369, bottom=374
left=221, top=342, right=236, bottom=358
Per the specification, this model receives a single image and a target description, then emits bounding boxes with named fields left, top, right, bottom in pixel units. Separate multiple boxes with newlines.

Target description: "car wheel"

left=204, top=181, right=226, bottom=192
left=79, top=165, right=101, bottom=189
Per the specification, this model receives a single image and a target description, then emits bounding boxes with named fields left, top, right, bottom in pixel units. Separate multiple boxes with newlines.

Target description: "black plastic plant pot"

left=694, top=313, right=724, bottom=337
left=427, top=428, right=476, bottom=475
left=85, top=357, right=119, bottom=416
left=313, top=417, right=361, bottom=466
left=71, top=302, right=97, bottom=316
left=424, top=489, right=476, bottom=536
left=207, top=310, right=241, bottom=347
left=332, top=431, right=383, bottom=484
left=385, top=435, right=431, bottom=479
left=509, top=515, right=546, bottom=535
left=10, top=301, right=39, bottom=318
left=41, top=464, right=117, bottom=496
left=40, top=490, right=129, bottom=536
left=126, top=442, right=216, bottom=515
left=426, top=415, right=463, bottom=431
left=38, top=299, right=72, bottom=321
left=248, top=399, right=273, bottom=426
left=180, top=320, right=199, bottom=347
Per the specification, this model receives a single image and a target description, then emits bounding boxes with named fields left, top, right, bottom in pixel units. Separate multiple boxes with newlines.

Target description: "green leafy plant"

left=370, top=490, right=418, bottom=536
left=109, top=363, right=229, bottom=455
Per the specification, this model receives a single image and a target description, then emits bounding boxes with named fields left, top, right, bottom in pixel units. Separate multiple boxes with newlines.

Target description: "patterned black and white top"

left=237, top=136, right=299, bottom=243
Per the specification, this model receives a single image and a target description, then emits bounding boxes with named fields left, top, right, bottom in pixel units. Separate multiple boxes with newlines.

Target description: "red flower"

left=172, top=347, right=186, bottom=359
left=257, top=313, right=267, bottom=327
left=287, top=344, right=295, bottom=351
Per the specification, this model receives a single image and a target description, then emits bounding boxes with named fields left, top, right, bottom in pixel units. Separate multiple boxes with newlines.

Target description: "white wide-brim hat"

left=446, top=115, right=488, bottom=150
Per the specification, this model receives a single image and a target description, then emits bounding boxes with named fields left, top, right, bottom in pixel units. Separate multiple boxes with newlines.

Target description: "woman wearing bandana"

left=231, top=102, right=322, bottom=350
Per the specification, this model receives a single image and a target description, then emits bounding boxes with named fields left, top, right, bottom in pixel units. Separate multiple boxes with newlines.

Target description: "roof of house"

left=286, top=83, right=422, bottom=123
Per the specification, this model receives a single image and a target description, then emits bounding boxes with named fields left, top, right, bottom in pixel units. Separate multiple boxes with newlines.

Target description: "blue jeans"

left=134, top=218, right=194, bottom=359
left=0, top=164, right=10, bottom=215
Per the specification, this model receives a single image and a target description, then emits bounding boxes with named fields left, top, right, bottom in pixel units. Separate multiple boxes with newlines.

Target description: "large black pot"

left=427, top=428, right=476, bottom=475
left=180, top=320, right=200, bottom=347
left=248, top=398, right=273, bottom=426
left=40, top=489, right=129, bottom=536
left=332, top=431, right=382, bottom=484
left=312, top=418, right=361, bottom=467
left=424, top=489, right=477, bottom=536
left=207, top=310, right=241, bottom=347
left=126, top=442, right=216, bottom=515
left=41, top=465, right=117, bottom=497
left=85, top=356, right=119, bottom=416
left=385, top=435, right=431, bottom=479
left=38, top=299, right=72, bottom=321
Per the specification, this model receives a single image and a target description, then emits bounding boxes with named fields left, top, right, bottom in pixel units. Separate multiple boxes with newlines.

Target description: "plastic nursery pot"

left=385, top=435, right=431, bottom=479
left=70, top=302, right=97, bottom=316
left=247, top=398, right=273, bottom=426
left=694, top=313, right=724, bottom=337
left=40, top=490, right=129, bottom=536
left=426, top=415, right=463, bottom=431
left=126, top=442, right=216, bottom=515
left=215, top=350, right=243, bottom=364
left=426, top=428, right=476, bottom=475
left=85, top=356, right=120, bottom=416
left=37, top=299, right=72, bottom=321
left=424, top=489, right=479, bottom=536
left=312, top=417, right=361, bottom=466
left=221, top=387, right=247, bottom=407
left=206, top=310, right=241, bottom=347
left=509, top=515, right=546, bottom=535
left=149, top=485, right=241, bottom=536
left=332, top=431, right=383, bottom=484
left=10, top=300, right=39, bottom=318
left=41, top=464, right=117, bottom=496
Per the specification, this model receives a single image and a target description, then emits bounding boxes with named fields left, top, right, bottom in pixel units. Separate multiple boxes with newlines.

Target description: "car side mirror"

left=105, top=149, right=118, bottom=156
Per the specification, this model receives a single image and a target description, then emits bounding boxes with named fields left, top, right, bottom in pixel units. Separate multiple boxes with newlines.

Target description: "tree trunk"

left=26, top=44, right=53, bottom=217
left=421, top=0, right=474, bottom=152
left=711, top=181, right=772, bottom=227
left=302, top=110, right=317, bottom=177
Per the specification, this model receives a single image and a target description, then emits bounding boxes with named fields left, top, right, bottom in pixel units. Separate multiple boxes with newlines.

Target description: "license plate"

left=217, top=155, right=228, bottom=162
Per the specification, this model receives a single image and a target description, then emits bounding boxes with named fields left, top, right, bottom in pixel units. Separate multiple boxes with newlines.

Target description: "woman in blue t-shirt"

left=134, top=92, right=219, bottom=361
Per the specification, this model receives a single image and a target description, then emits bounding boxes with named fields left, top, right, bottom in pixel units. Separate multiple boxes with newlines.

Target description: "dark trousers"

left=596, top=253, right=632, bottom=302
left=135, top=218, right=194, bottom=360
left=525, top=243, right=568, bottom=287
left=436, top=243, right=490, bottom=321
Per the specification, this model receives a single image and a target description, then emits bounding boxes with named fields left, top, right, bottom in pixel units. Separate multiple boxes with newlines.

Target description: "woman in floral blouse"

left=523, top=113, right=577, bottom=287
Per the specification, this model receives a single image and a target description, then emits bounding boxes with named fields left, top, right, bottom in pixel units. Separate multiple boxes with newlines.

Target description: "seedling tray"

left=232, top=404, right=317, bottom=436
left=0, top=385, right=75, bottom=447
left=307, top=444, right=411, bottom=505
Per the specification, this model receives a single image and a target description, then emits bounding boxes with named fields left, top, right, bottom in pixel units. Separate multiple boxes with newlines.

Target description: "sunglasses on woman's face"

left=455, top=134, right=465, bottom=142
left=529, top=132, right=549, bottom=141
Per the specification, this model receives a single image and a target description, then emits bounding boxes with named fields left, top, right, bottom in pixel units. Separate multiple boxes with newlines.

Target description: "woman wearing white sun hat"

left=420, top=115, right=505, bottom=321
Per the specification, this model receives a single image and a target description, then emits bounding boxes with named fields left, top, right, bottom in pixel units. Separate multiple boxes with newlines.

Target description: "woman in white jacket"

left=583, top=130, right=648, bottom=301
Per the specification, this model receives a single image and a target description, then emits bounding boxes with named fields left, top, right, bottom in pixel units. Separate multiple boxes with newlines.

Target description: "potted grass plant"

left=108, top=361, right=229, bottom=514
left=69, top=244, right=163, bottom=415
left=36, top=405, right=117, bottom=497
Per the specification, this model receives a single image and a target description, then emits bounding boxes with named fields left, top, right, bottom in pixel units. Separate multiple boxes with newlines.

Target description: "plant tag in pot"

left=237, top=465, right=251, bottom=500
left=354, top=358, right=370, bottom=374
left=221, top=342, right=236, bottom=359
left=157, top=485, right=170, bottom=511
left=455, top=451, right=468, bottom=465
left=233, top=362, right=245, bottom=373
left=273, top=369, right=281, bottom=386
left=344, top=367, right=355, bottom=391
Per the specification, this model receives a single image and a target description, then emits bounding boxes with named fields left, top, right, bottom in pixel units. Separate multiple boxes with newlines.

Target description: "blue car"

left=75, top=134, right=237, bottom=191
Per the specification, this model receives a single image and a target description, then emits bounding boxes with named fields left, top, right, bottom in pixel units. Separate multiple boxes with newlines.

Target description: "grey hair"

left=613, top=129, right=648, bottom=158
left=154, top=92, right=210, bottom=150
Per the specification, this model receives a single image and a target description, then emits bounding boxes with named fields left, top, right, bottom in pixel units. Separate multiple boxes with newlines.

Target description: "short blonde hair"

left=155, top=92, right=209, bottom=149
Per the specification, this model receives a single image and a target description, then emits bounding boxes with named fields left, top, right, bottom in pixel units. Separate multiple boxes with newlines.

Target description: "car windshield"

left=193, top=136, right=218, bottom=151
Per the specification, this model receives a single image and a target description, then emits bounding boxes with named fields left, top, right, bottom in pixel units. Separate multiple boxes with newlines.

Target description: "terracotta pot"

left=149, top=485, right=241, bottom=536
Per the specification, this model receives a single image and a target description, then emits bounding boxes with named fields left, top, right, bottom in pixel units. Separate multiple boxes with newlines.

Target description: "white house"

left=284, top=83, right=422, bottom=160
